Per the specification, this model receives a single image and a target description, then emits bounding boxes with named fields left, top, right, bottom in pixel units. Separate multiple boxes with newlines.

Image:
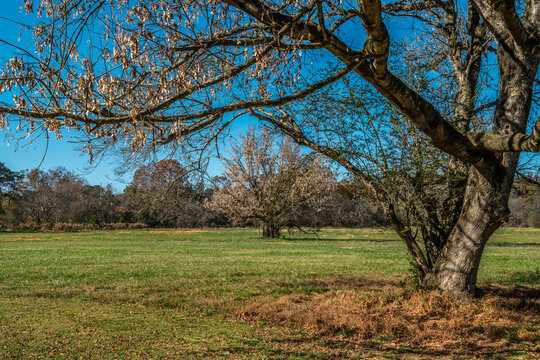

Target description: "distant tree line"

left=0, top=156, right=387, bottom=233
left=1, top=130, right=538, bottom=233
left=507, top=180, right=540, bottom=228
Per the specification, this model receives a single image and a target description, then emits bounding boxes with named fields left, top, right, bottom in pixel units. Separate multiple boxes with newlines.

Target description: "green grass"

left=0, top=228, right=538, bottom=359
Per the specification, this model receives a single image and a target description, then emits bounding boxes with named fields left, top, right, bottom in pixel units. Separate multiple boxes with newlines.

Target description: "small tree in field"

left=208, top=128, right=334, bottom=238
left=20, top=168, right=88, bottom=223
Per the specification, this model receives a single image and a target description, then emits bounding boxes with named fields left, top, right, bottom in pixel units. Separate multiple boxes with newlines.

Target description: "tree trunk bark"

left=423, top=34, right=539, bottom=298
left=423, top=168, right=509, bottom=297
left=261, top=222, right=280, bottom=238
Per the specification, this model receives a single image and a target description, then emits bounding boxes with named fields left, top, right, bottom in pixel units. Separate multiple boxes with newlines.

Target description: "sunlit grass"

left=0, top=228, right=538, bottom=359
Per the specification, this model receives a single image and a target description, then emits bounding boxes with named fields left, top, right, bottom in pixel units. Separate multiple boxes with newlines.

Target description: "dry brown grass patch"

left=237, top=284, right=539, bottom=354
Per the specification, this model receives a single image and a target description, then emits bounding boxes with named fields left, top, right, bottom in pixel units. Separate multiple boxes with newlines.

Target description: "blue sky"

left=0, top=2, right=136, bottom=190
left=0, top=1, right=424, bottom=191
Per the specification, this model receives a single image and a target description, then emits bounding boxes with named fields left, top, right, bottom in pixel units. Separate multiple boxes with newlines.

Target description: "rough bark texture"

left=262, top=222, right=280, bottom=238
left=425, top=170, right=501, bottom=296
left=426, top=3, right=540, bottom=295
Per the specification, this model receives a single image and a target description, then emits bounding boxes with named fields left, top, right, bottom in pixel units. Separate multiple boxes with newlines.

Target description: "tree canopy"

left=0, top=162, right=22, bottom=195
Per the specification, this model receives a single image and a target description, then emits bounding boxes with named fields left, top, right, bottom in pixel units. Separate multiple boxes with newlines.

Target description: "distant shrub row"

left=4, top=220, right=148, bottom=232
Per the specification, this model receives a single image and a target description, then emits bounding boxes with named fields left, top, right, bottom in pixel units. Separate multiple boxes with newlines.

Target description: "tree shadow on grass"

left=487, top=242, right=540, bottom=247
left=505, top=270, right=540, bottom=286
left=269, top=277, right=401, bottom=295
left=265, top=333, right=540, bottom=359
left=478, top=283, right=540, bottom=298
left=279, top=236, right=399, bottom=243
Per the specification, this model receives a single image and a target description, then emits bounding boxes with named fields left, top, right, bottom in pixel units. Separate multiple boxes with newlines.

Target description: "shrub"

left=5, top=221, right=150, bottom=232
left=52, top=222, right=85, bottom=232
left=9, top=219, right=41, bottom=232
left=40, top=222, right=53, bottom=231
left=527, top=213, right=540, bottom=228
left=128, top=222, right=148, bottom=229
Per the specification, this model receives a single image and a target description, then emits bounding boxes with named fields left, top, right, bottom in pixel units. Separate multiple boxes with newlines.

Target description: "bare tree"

left=0, top=163, right=23, bottom=225
left=20, top=167, right=91, bottom=223
left=123, top=159, right=205, bottom=227
left=0, top=0, right=539, bottom=297
left=207, top=128, right=334, bottom=237
left=316, top=180, right=386, bottom=227
left=507, top=178, right=540, bottom=227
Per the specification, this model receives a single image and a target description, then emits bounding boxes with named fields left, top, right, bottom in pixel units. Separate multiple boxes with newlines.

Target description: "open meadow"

left=0, top=228, right=539, bottom=359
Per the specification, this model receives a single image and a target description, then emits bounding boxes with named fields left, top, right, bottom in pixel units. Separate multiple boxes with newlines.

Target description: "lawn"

left=0, top=228, right=538, bottom=359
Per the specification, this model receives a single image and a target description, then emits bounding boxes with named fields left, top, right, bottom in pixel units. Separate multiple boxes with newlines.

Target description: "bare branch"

left=516, top=170, right=540, bottom=186
left=467, top=117, right=540, bottom=152
left=382, top=0, right=450, bottom=14
left=104, top=59, right=365, bottom=125
left=472, top=0, right=536, bottom=51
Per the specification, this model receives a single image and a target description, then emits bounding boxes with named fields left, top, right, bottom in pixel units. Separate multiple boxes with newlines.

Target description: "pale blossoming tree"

left=207, top=128, right=335, bottom=238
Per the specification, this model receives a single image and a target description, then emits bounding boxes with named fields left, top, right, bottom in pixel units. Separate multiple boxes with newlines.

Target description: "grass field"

left=0, top=228, right=538, bottom=359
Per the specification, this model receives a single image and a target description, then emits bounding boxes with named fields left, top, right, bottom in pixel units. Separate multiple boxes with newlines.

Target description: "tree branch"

left=170, top=38, right=324, bottom=51
left=131, top=59, right=365, bottom=124
left=490, top=0, right=533, bottom=49
left=472, top=0, right=535, bottom=51
left=467, top=117, right=540, bottom=152
left=382, top=0, right=450, bottom=14
left=516, top=170, right=540, bottom=186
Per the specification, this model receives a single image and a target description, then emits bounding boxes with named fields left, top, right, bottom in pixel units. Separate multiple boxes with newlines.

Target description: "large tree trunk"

left=261, top=222, right=280, bottom=238
left=424, top=37, right=538, bottom=297
left=424, top=168, right=511, bottom=297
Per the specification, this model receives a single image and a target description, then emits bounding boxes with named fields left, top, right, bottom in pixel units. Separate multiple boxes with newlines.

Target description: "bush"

left=527, top=213, right=540, bottom=228
left=40, top=222, right=53, bottom=231
left=3, top=221, right=149, bottom=232
left=83, top=214, right=101, bottom=227
left=52, top=222, right=85, bottom=232
left=101, top=222, right=147, bottom=230
left=102, top=223, right=128, bottom=230
left=9, top=219, right=41, bottom=232
left=128, top=222, right=148, bottom=229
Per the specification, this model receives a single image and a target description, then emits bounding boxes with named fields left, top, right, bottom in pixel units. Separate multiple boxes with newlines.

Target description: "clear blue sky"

left=0, top=2, right=274, bottom=190
left=0, top=2, right=136, bottom=190
left=0, top=1, right=417, bottom=191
